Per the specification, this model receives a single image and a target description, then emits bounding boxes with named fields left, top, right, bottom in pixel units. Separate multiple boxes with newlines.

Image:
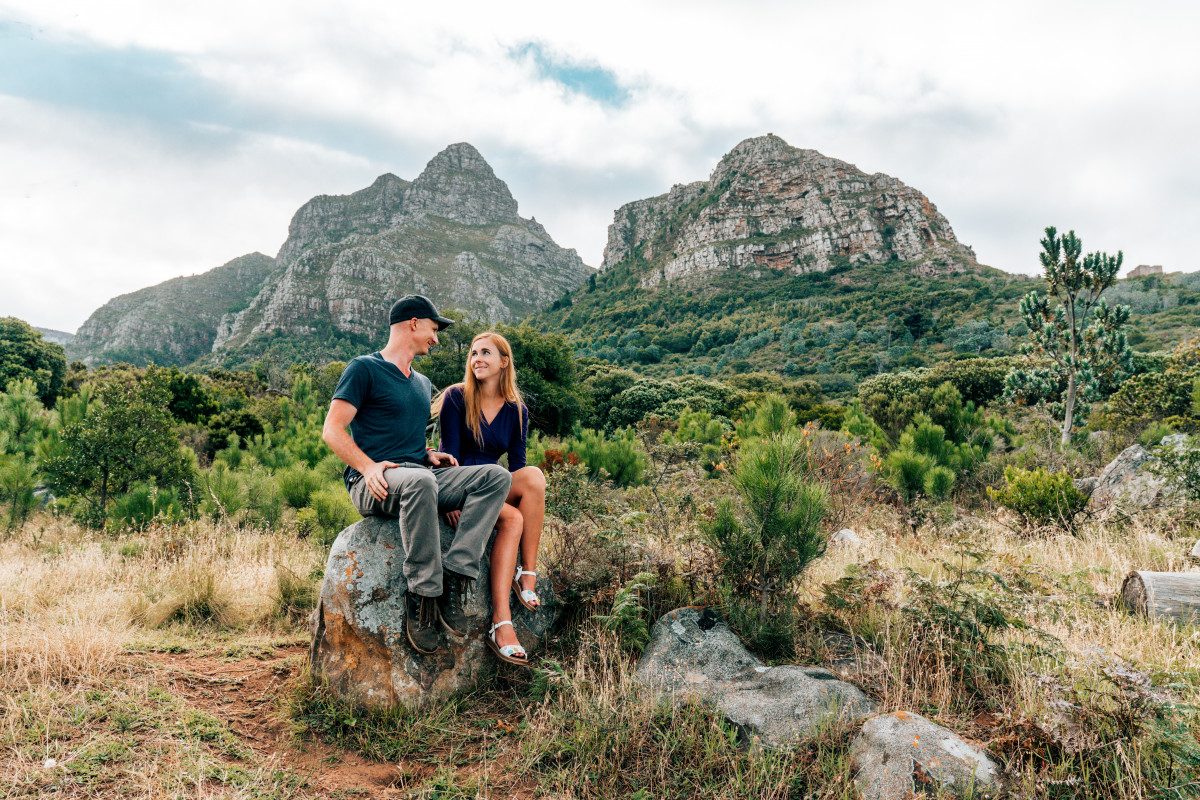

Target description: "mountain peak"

left=408, top=142, right=518, bottom=225
left=602, top=135, right=977, bottom=279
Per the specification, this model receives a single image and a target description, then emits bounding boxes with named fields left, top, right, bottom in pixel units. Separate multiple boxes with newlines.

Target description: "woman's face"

left=469, top=337, right=507, bottom=382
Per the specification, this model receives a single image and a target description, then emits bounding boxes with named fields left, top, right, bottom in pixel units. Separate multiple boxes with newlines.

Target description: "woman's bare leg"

left=507, top=466, right=546, bottom=603
left=489, top=503, right=524, bottom=651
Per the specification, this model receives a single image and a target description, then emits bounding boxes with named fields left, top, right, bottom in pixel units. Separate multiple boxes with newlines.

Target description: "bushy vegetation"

left=704, top=428, right=829, bottom=657
left=987, top=466, right=1089, bottom=531
left=0, top=317, right=67, bottom=404
left=4, top=232, right=1200, bottom=797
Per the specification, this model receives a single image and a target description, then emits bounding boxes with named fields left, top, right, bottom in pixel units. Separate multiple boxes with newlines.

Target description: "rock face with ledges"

left=72, top=143, right=592, bottom=366
left=215, top=143, right=591, bottom=355
left=636, top=607, right=875, bottom=747
left=70, top=252, right=277, bottom=365
left=310, top=515, right=558, bottom=709
left=603, top=134, right=978, bottom=287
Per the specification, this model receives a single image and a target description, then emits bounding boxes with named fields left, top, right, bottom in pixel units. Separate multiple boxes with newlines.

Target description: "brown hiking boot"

left=438, top=570, right=478, bottom=638
left=405, top=592, right=441, bottom=654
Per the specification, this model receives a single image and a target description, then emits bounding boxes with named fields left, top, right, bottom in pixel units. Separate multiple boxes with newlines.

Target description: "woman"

left=435, top=331, right=546, bottom=665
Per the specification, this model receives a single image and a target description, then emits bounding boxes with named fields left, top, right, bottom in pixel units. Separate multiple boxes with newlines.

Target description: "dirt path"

left=138, top=645, right=413, bottom=796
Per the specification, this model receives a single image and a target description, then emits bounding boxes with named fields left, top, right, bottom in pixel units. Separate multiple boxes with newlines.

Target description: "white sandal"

left=512, top=566, right=541, bottom=611
left=486, top=620, right=528, bottom=666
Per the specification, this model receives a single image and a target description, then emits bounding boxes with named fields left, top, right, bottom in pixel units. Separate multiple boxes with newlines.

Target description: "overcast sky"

left=2, top=1, right=1198, bottom=332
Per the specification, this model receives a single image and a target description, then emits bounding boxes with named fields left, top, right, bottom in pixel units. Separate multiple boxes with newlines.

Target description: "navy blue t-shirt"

left=332, top=353, right=432, bottom=487
left=439, top=385, right=529, bottom=472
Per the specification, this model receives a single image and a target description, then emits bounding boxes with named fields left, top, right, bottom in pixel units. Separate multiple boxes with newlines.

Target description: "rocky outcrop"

left=70, top=252, right=277, bottom=366
left=72, top=143, right=592, bottom=366
left=851, top=711, right=1001, bottom=799
left=636, top=607, right=875, bottom=747
left=215, top=143, right=592, bottom=355
left=310, top=515, right=557, bottom=710
left=1085, top=435, right=1186, bottom=513
left=602, top=134, right=978, bottom=287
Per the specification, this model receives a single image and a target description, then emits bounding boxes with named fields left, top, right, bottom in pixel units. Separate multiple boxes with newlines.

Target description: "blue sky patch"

left=512, top=42, right=628, bottom=107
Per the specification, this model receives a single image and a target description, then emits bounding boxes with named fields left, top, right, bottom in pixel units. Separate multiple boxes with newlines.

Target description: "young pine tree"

left=1005, top=226, right=1132, bottom=446
left=703, top=430, right=828, bottom=656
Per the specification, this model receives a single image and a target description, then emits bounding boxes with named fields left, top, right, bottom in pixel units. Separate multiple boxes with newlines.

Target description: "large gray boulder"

left=636, top=608, right=876, bottom=748
left=1087, top=437, right=1186, bottom=514
left=851, top=711, right=1001, bottom=799
left=310, top=515, right=557, bottom=710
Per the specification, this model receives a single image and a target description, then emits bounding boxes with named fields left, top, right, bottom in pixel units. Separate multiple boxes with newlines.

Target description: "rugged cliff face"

left=70, top=252, right=278, bottom=366
left=214, top=143, right=591, bottom=355
left=603, top=134, right=977, bottom=286
left=72, top=143, right=593, bottom=365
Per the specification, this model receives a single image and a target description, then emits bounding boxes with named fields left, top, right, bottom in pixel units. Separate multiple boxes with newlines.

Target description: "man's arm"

left=322, top=399, right=398, bottom=502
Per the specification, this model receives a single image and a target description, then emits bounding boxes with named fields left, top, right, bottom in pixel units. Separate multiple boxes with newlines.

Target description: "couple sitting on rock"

left=321, top=295, right=545, bottom=666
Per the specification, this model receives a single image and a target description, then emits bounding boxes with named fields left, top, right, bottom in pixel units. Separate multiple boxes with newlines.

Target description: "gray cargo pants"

left=349, top=462, right=511, bottom=598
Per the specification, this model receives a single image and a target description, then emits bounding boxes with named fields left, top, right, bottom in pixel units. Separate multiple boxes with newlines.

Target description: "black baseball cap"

left=389, top=295, right=454, bottom=330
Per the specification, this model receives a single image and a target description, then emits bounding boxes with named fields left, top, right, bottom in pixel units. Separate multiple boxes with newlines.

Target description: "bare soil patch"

left=136, top=645, right=412, bottom=796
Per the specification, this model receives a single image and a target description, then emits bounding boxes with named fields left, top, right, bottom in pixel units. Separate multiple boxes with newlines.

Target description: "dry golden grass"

left=0, top=514, right=324, bottom=798
left=3, top=491, right=1198, bottom=798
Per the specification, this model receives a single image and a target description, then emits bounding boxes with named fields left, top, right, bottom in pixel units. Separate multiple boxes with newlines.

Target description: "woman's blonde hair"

left=432, top=331, right=524, bottom=445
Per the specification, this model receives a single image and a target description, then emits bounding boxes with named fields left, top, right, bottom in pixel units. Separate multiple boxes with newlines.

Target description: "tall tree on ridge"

left=1004, top=226, right=1131, bottom=447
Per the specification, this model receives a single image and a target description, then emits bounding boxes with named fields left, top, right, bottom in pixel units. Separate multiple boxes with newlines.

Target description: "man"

left=322, top=295, right=512, bottom=654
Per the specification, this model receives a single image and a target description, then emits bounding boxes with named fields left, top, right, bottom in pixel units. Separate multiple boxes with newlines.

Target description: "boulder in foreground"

left=636, top=607, right=875, bottom=747
left=310, top=515, right=558, bottom=710
left=851, top=711, right=1001, bottom=799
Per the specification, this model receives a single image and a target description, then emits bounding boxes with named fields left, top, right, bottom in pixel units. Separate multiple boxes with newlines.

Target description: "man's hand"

left=361, top=460, right=400, bottom=502
left=444, top=510, right=461, bottom=528
left=426, top=450, right=458, bottom=468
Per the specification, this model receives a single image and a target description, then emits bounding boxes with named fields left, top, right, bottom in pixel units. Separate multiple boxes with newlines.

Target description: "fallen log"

left=1120, top=571, right=1200, bottom=623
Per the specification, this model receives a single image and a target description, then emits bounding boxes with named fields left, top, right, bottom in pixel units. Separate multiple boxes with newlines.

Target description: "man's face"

left=410, top=317, right=440, bottom=355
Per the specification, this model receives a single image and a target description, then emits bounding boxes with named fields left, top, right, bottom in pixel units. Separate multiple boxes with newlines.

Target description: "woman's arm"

left=439, top=387, right=466, bottom=462
left=507, top=403, right=529, bottom=472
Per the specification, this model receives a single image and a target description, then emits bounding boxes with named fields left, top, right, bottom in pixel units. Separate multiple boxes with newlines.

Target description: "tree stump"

left=1119, top=571, right=1200, bottom=624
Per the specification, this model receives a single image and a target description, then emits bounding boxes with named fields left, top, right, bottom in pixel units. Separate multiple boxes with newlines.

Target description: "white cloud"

left=0, top=0, right=1198, bottom=330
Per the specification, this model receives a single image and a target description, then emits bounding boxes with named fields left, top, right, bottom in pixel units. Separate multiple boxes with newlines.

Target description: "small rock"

left=42, top=758, right=57, bottom=769
left=851, top=711, right=1001, bottom=799
left=1073, top=477, right=1099, bottom=497
left=310, top=516, right=558, bottom=710
left=637, top=608, right=875, bottom=747
left=830, top=528, right=863, bottom=546
left=1190, top=540, right=1200, bottom=559
left=854, top=714, right=1003, bottom=800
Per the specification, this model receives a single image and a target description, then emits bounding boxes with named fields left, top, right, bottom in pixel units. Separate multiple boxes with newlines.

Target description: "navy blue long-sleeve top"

left=438, top=385, right=529, bottom=472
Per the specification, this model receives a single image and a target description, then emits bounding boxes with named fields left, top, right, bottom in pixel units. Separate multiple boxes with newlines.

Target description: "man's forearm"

left=323, top=425, right=376, bottom=475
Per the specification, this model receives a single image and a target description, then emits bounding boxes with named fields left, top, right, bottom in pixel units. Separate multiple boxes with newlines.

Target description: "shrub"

left=562, top=426, right=647, bottom=487
left=703, top=430, right=828, bottom=658
left=881, top=414, right=990, bottom=503
left=295, top=507, right=320, bottom=538
left=1137, top=421, right=1176, bottom=448
left=198, top=462, right=247, bottom=521
left=0, top=317, right=67, bottom=404
left=735, top=393, right=796, bottom=440
left=108, top=482, right=186, bottom=531
left=592, top=571, right=656, bottom=654
left=1150, top=435, right=1200, bottom=501
left=662, top=407, right=727, bottom=476
left=43, top=373, right=195, bottom=527
left=987, top=466, right=1088, bottom=530
left=0, top=454, right=37, bottom=529
left=858, top=359, right=1019, bottom=438
left=308, top=485, right=359, bottom=545
left=242, top=468, right=284, bottom=528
